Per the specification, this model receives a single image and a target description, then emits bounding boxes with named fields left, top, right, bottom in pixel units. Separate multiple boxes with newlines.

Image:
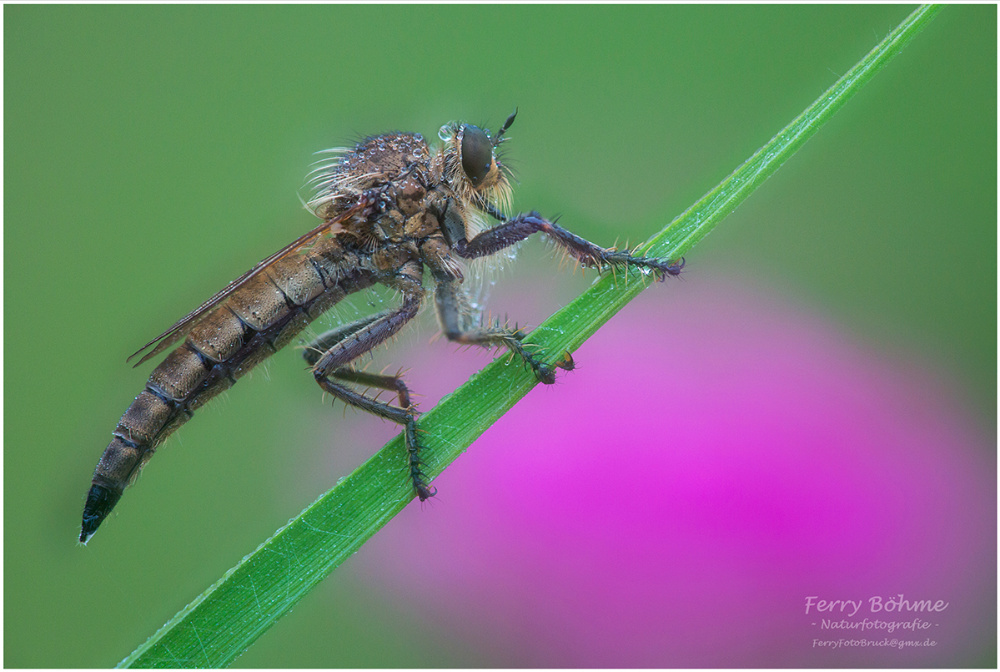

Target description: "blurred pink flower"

left=360, top=275, right=995, bottom=667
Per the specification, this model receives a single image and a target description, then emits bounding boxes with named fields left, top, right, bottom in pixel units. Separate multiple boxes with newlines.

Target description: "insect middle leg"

left=434, top=279, right=573, bottom=385
left=306, top=270, right=434, bottom=499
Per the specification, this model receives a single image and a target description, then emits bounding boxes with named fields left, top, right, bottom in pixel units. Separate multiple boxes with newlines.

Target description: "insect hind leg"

left=315, top=370, right=433, bottom=500
left=303, top=310, right=397, bottom=367
left=306, top=291, right=434, bottom=500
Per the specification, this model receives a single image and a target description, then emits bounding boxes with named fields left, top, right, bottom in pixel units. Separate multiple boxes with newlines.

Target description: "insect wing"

left=127, top=206, right=360, bottom=367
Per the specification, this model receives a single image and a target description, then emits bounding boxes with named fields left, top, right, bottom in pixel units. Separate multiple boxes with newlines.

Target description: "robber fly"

left=80, top=111, right=684, bottom=543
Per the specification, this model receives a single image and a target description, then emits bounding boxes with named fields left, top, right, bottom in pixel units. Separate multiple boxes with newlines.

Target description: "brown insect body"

left=81, top=113, right=683, bottom=543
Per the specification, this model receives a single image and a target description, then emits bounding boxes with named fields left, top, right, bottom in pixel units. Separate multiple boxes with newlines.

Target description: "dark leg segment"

left=310, top=296, right=421, bottom=378
left=434, top=279, right=572, bottom=384
left=303, top=311, right=395, bottom=367
left=329, top=368, right=414, bottom=409
left=305, top=269, right=434, bottom=499
left=453, top=211, right=685, bottom=279
left=317, top=367, right=433, bottom=500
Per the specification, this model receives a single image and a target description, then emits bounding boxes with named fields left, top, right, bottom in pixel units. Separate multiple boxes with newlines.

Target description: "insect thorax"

left=308, top=124, right=512, bottom=246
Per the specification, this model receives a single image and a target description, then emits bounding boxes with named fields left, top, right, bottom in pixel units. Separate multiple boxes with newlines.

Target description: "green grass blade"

left=120, top=5, right=941, bottom=667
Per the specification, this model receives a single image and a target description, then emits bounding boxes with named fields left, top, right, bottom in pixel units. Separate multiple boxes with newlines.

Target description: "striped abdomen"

left=80, top=237, right=374, bottom=542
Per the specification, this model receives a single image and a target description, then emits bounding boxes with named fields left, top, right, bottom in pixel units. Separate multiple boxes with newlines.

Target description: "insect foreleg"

left=454, top=211, right=685, bottom=279
left=434, top=279, right=573, bottom=385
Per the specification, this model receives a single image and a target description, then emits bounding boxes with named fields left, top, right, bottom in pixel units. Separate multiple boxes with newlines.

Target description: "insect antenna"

left=493, top=108, right=518, bottom=146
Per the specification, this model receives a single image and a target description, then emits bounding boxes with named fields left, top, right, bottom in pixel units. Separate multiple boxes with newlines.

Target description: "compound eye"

left=461, top=125, right=493, bottom=187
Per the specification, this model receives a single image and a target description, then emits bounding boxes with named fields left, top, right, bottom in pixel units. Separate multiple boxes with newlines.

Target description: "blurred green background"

left=5, top=4, right=995, bottom=667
